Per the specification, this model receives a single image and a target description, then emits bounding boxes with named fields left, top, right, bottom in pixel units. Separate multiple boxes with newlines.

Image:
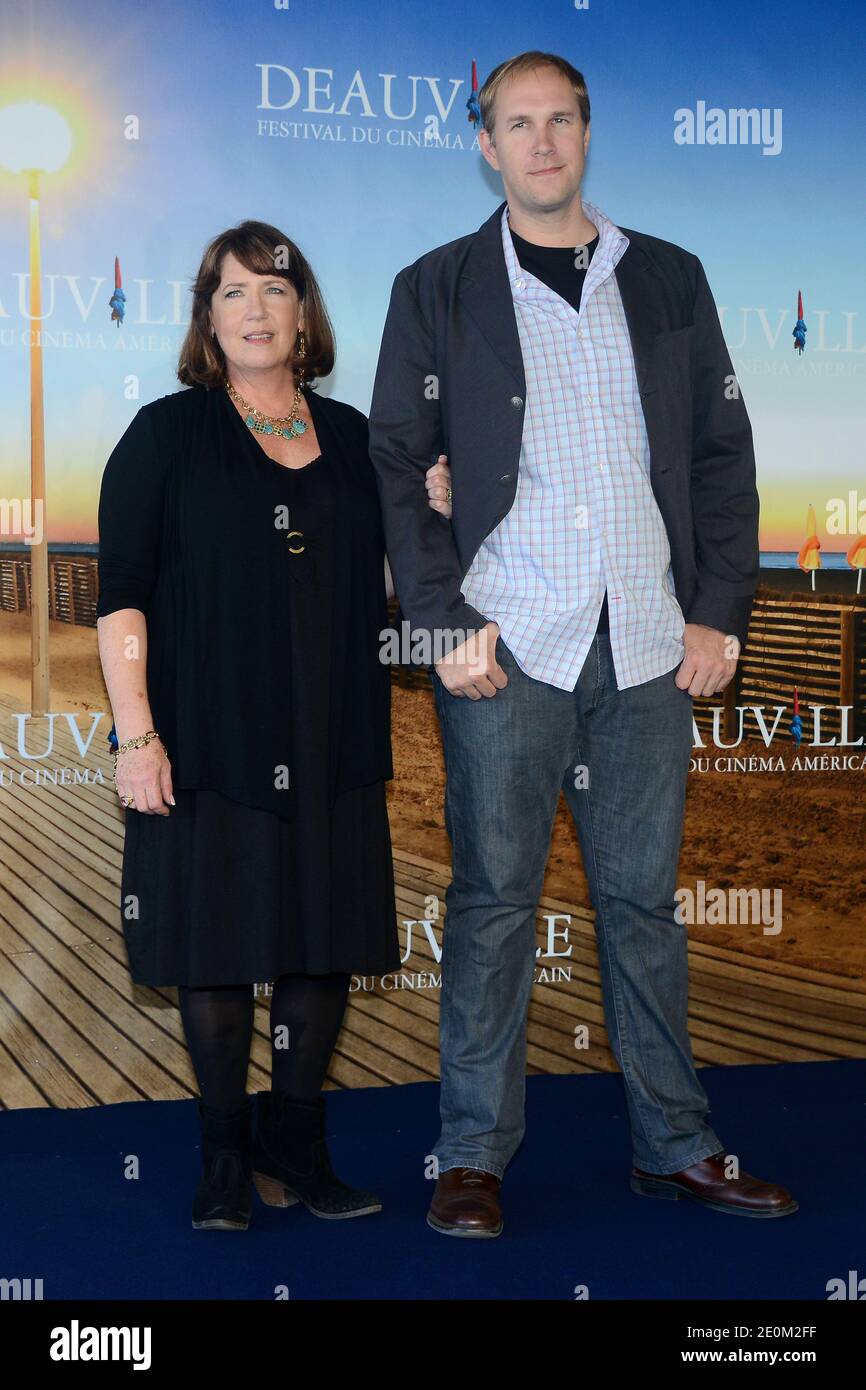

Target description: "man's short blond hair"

left=479, top=51, right=591, bottom=141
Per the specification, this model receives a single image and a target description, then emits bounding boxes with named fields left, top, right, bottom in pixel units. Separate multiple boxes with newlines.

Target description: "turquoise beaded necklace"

left=225, top=377, right=308, bottom=441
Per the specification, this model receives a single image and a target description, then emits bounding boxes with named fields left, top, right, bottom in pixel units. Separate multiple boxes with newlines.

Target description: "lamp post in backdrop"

left=0, top=101, right=72, bottom=714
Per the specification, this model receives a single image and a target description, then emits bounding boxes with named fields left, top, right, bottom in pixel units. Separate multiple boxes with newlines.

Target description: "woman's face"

left=208, top=250, right=304, bottom=379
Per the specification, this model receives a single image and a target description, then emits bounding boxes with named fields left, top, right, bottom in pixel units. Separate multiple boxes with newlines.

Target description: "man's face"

left=479, top=66, right=590, bottom=215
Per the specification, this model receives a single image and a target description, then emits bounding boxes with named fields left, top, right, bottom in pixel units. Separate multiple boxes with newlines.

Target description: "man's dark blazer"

left=368, top=198, right=760, bottom=654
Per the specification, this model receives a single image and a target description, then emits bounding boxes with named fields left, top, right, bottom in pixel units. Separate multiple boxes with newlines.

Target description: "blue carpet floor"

left=4, top=1061, right=862, bottom=1300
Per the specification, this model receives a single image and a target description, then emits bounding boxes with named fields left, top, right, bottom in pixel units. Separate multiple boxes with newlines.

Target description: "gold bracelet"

left=112, top=730, right=161, bottom=760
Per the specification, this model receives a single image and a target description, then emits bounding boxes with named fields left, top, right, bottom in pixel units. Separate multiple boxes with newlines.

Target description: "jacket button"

left=510, top=395, right=524, bottom=409
left=499, top=473, right=513, bottom=484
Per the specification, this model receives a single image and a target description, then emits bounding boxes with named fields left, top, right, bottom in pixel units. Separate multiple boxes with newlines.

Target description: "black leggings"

left=178, top=972, right=351, bottom=1112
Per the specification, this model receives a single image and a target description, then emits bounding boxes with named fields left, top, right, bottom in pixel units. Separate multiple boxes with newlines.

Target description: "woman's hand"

left=114, top=738, right=174, bottom=815
left=425, top=454, right=452, bottom=519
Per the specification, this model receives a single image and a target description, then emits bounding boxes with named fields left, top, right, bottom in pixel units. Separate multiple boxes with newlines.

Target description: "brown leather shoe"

left=427, top=1167, right=503, bottom=1237
left=631, top=1151, right=798, bottom=1217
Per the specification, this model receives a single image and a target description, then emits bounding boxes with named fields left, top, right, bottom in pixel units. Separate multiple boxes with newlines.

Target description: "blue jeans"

left=429, top=633, right=723, bottom=1178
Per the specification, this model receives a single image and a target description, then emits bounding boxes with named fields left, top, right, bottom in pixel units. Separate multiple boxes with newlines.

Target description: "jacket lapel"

left=613, top=237, right=662, bottom=398
left=457, top=198, right=661, bottom=399
left=457, top=201, right=526, bottom=394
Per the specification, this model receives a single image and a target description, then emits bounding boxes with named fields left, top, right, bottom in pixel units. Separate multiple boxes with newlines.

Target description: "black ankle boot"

left=191, top=1096, right=253, bottom=1230
left=252, top=1091, right=382, bottom=1219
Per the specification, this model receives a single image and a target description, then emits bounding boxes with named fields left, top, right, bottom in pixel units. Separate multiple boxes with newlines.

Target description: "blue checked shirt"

left=460, top=200, right=686, bottom=691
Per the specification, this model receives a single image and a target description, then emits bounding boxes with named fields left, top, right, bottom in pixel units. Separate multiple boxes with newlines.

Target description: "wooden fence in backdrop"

left=1, top=551, right=864, bottom=738
left=0, top=551, right=98, bottom=628
left=735, top=597, right=866, bottom=741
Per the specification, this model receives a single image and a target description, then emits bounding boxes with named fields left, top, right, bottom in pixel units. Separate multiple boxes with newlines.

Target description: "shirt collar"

left=501, top=197, right=629, bottom=299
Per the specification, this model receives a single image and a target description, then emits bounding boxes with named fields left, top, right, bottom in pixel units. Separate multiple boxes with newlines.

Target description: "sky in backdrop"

left=0, top=0, right=863, bottom=554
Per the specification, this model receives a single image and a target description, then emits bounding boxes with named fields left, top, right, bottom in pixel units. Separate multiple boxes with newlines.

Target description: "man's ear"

left=479, top=129, right=499, bottom=171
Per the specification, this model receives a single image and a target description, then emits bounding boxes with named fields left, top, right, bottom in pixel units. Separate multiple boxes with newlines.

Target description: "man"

left=368, top=51, right=798, bottom=1236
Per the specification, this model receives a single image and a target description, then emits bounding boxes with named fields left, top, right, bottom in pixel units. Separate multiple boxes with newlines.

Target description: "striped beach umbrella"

left=797, top=504, right=821, bottom=591
left=847, top=533, right=866, bottom=594
left=790, top=687, right=803, bottom=746
left=793, top=289, right=806, bottom=354
left=109, top=256, right=126, bottom=327
left=466, top=61, right=481, bottom=126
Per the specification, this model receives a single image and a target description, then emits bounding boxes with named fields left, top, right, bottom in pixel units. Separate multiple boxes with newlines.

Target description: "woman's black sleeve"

left=95, top=405, right=169, bottom=618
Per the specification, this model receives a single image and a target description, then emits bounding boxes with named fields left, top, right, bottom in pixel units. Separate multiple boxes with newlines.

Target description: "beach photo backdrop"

left=0, top=0, right=864, bottom=1110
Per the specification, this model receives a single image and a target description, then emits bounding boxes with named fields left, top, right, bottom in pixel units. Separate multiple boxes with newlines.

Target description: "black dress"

left=119, top=424, right=400, bottom=988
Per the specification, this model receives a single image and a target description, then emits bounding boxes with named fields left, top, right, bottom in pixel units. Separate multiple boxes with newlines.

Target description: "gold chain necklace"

left=225, top=378, right=308, bottom=440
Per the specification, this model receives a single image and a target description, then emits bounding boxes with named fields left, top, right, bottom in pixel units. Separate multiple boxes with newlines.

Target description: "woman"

left=96, top=220, right=453, bottom=1231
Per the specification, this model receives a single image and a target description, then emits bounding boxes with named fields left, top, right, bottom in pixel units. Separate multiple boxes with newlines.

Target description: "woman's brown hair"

left=177, top=220, right=336, bottom=388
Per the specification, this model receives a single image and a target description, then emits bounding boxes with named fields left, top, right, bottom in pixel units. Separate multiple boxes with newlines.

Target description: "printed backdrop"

left=0, top=0, right=864, bottom=1109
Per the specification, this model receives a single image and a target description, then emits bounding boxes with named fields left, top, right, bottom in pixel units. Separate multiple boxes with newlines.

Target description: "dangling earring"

left=297, top=329, right=306, bottom=384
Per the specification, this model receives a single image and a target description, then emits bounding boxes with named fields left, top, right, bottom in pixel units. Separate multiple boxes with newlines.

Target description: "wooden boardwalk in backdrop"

left=0, top=690, right=865, bottom=1110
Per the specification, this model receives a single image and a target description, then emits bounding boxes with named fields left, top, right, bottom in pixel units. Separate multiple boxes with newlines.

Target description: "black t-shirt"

left=509, top=227, right=598, bottom=312
left=509, top=227, right=609, bottom=634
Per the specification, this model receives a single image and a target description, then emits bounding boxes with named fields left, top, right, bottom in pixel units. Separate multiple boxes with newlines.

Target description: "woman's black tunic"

left=96, top=384, right=399, bottom=987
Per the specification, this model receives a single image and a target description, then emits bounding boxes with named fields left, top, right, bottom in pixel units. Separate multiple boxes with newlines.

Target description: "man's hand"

left=676, top=623, right=740, bottom=697
left=434, top=620, right=508, bottom=700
